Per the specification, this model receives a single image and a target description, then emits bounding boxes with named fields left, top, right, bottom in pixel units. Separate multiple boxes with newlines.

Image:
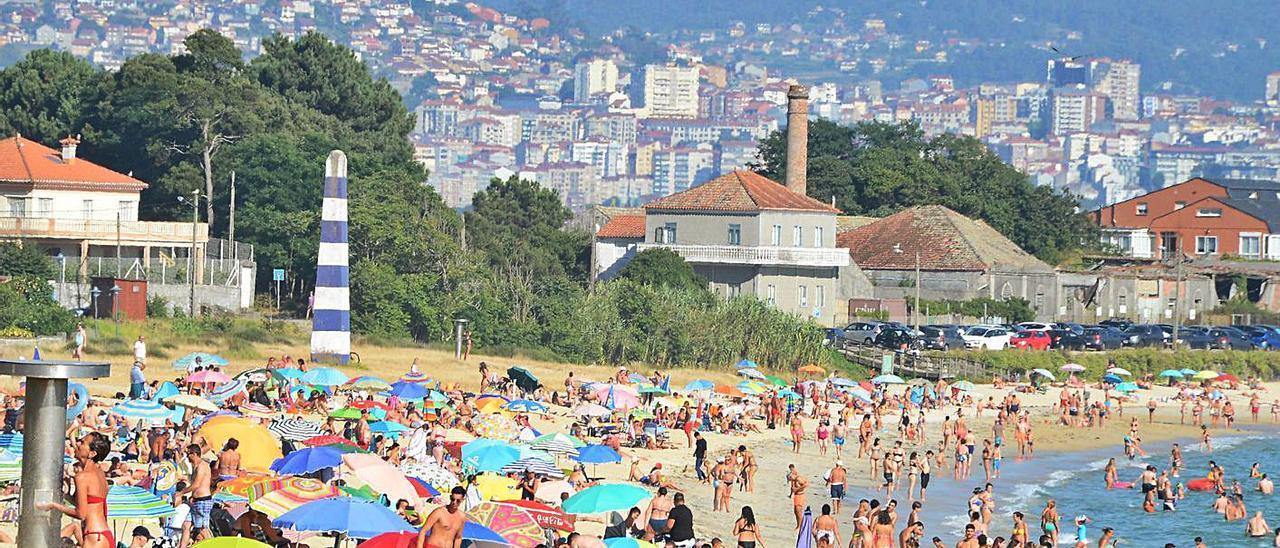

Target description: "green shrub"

left=146, top=295, right=171, bottom=318
left=0, top=276, right=75, bottom=335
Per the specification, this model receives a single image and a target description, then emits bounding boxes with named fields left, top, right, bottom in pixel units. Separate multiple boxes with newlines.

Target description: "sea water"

left=914, top=427, right=1280, bottom=546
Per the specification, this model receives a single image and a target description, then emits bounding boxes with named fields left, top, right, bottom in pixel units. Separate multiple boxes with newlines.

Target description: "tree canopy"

left=619, top=248, right=707, bottom=293
left=755, top=120, right=1097, bottom=264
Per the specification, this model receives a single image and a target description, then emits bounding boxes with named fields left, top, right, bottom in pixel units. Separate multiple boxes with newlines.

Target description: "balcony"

left=0, top=216, right=208, bottom=245
left=636, top=243, right=851, bottom=267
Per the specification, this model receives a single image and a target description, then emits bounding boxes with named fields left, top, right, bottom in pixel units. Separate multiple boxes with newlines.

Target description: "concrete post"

left=0, top=359, right=110, bottom=548
left=785, top=84, right=809, bottom=197
left=453, top=319, right=469, bottom=359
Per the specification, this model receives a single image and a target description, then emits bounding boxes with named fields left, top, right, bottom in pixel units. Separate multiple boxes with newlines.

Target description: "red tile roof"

left=643, top=170, right=840, bottom=213
left=836, top=205, right=1050, bottom=272
left=596, top=214, right=645, bottom=239
left=0, top=136, right=146, bottom=190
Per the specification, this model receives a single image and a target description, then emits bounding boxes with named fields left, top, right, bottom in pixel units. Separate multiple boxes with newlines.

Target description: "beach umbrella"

left=777, top=389, right=801, bottom=400
left=531, top=433, right=584, bottom=454
left=637, top=385, right=668, bottom=395
left=235, top=368, right=272, bottom=384
left=497, top=499, right=573, bottom=532
left=871, top=374, right=905, bottom=385
left=273, top=497, right=415, bottom=540
left=268, top=417, right=323, bottom=442
left=370, top=421, right=410, bottom=437
left=348, top=400, right=392, bottom=412
left=500, top=457, right=564, bottom=478
left=1180, top=368, right=1199, bottom=376
left=0, top=435, right=21, bottom=453
left=401, top=461, right=460, bottom=492
left=1102, top=374, right=1122, bottom=384
left=215, top=473, right=273, bottom=500
left=1029, top=369, right=1056, bottom=381
left=1217, top=373, right=1240, bottom=383
left=1060, top=363, right=1086, bottom=372
left=249, top=477, right=340, bottom=519
left=303, top=435, right=349, bottom=447
left=463, top=439, right=512, bottom=459
left=302, top=367, right=348, bottom=387
left=573, top=444, right=622, bottom=465
left=505, top=399, right=548, bottom=413
left=173, top=352, right=228, bottom=370
left=111, top=399, right=172, bottom=423
left=1193, top=370, right=1219, bottom=381
left=572, top=403, right=612, bottom=418
left=798, top=364, right=825, bottom=375
left=533, top=481, right=575, bottom=503
left=163, top=393, right=218, bottom=413
left=737, top=368, right=766, bottom=380
left=683, top=380, right=714, bottom=392
left=562, top=483, right=651, bottom=514
left=208, top=379, right=247, bottom=403
left=346, top=375, right=392, bottom=391
left=340, top=453, right=419, bottom=505
left=736, top=380, right=767, bottom=395
left=468, top=501, right=545, bottom=548
left=629, top=408, right=654, bottom=420
left=907, top=378, right=930, bottom=387
left=1158, top=370, right=1185, bottom=378
left=474, top=414, right=521, bottom=442
left=151, top=381, right=180, bottom=402
left=714, top=385, right=744, bottom=398
left=475, top=394, right=511, bottom=409
left=1115, top=382, right=1139, bottom=393
left=387, top=381, right=430, bottom=400
left=198, top=417, right=283, bottom=472
left=239, top=402, right=275, bottom=419
left=828, top=377, right=857, bottom=387
left=735, top=359, right=758, bottom=369
left=398, top=370, right=432, bottom=384
left=605, top=539, right=657, bottom=548
left=764, top=375, right=790, bottom=387
left=272, top=367, right=305, bottom=382
left=474, top=473, right=520, bottom=501
left=601, top=387, right=641, bottom=411
left=106, top=485, right=175, bottom=519
left=951, top=380, right=977, bottom=391
left=405, top=476, right=441, bottom=498
left=186, top=370, right=232, bottom=384
left=507, top=367, right=540, bottom=393
left=468, top=444, right=521, bottom=472
left=1106, top=367, right=1132, bottom=376
left=193, top=539, right=272, bottom=548
left=271, top=446, right=344, bottom=474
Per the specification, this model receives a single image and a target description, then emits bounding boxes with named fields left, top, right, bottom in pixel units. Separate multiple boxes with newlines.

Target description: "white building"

left=573, top=59, right=619, bottom=102
left=636, top=64, right=700, bottom=119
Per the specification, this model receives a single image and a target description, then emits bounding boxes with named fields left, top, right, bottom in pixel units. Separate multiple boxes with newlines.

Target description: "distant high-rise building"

left=1267, top=71, right=1280, bottom=107
left=1051, top=86, right=1106, bottom=135
left=573, top=59, right=618, bottom=102
left=1092, top=59, right=1141, bottom=121
left=974, top=99, right=995, bottom=139
left=635, top=64, right=700, bottom=119
left=1046, top=58, right=1088, bottom=87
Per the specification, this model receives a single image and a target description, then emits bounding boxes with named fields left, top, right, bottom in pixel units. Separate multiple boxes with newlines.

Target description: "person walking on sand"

left=788, top=464, right=808, bottom=530
left=133, top=335, right=147, bottom=364
left=791, top=415, right=804, bottom=453
left=812, top=504, right=839, bottom=548
left=732, top=506, right=765, bottom=548
left=73, top=323, right=86, bottom=360
left=826, top=460, right=846, bottom=513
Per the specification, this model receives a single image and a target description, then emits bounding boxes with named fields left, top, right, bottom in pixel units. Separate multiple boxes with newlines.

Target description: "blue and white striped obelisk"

left=310, top=150, right=350, bottom=364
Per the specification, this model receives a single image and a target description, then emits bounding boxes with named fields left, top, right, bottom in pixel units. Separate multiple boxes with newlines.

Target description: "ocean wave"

left=1043, top=469, right=1077, bottom=487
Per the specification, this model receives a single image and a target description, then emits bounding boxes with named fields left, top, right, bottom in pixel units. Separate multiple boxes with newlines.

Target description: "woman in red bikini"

left=40, top=433, right=114, bottom=548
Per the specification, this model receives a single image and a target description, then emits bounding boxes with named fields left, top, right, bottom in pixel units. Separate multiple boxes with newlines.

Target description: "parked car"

left=1099, top=318, right=1133, bottom=329
left=1182, top=327, right=1253, bottom=350
left=1010, top=329, right=1052, bottom=350
left=1082, top=327, right=1127, bottom=350
left=962, top=326, right=1011, bottom=350
left=1123, top=324, right=1167, bottom=348
left=1016, top=322, right=1055, bottom=332
left=837, top=321, right=885, bottom=346
left=1217, top=326, right=1257, bottom=350
left=874, top=328, right=920, bottom=351
left=1047, top=329, right=1087, bottom=350
left=918, top=325, right=966, bottom=351
left=1239, top=325, right=1280, bottom=350
left=1057, top=322, right=1086, bottom=335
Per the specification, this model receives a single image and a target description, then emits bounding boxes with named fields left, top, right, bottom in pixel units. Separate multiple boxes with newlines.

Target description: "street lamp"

left=894, top=243, right=922, bottom=334
left=177, top=190, right=206, bottom=317
left=90, top=286, right=101, bottom=319
left=109, top=284, right=121, bottom=338
left=54, top=252, right=65, bottom=306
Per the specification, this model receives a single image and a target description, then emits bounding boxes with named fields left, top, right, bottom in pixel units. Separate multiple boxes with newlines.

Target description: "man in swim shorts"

left=826, top=460, right=846, bottom=513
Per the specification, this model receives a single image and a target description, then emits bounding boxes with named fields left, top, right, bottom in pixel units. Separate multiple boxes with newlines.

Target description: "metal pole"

left=189, top=189, right=199, bottom=317
left=18, top=376, right=66, bottom=548
left=454, top=319, right=467, bottom=359
left=115, top=211, right=122, bottom=278
left=914, top=251, right=921, bottom=334
left=1173, top=239, right=1184, bottom=347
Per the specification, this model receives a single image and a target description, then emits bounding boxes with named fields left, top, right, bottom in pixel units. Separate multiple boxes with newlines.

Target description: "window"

left=1174, top=201, right=1186, bottom=210
left=816, top=285, right=825, bottom=308
left=793, top=225, right=803, bottom=246
left=727, top=224, right=741, bottom=245
left=729, top=283, right=741, bottom=298
left=766, top=284, right=776, bottom=305
left=799, top=285, right=808, bottom=307
left=82, top=200, right=93, bottom=219
left=1135, top=202, right=1148, bottom=216
left=1196, top=208, right=1222, bottom=217
left=36, top=198, right=52, bottom=217
left=771, top=225, right=781, bottom=246
left=814, top=226, right=824, bottom=247
left=663, top=222, right=677, bottom=244
left=119, top=200, right=136, bottom=220
left=1195, top=235, right=1218, bottom=255
left=1240, top=234, right=1261, bottom=257
left=6, top=197, right=28, bottom=217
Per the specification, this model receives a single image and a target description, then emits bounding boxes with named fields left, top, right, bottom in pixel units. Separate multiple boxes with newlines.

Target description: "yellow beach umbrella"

left=1193, top=370, right=1219, bottom=381
left=473, top=473, right=519, bottom=501
left=198, top=417, right=282, bottom=472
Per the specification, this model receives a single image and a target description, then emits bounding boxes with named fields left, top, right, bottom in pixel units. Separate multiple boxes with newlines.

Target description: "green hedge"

left=938, top=348, right=1280, bottom=380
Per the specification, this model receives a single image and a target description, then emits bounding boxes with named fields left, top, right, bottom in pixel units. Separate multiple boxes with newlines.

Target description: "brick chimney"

left=785, top=84, right=809, bottom=196
left=59, top=134, right=80, bottom=162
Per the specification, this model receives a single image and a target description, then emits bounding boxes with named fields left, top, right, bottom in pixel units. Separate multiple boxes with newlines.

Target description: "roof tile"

left=0, top=136, right=146, bottom=189
left=643, top=170, right=840, bottom=213
left=836, top=205, right=1051, bottom=272
left=596, top=214, right=646, bottom=239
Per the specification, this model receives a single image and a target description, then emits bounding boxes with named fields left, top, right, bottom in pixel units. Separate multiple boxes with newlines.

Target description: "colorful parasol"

left=496, top=499, right=574, bottom=531
left=249, top=477, right=340, bottom=519
left=467, top=501, right=545, bottom=548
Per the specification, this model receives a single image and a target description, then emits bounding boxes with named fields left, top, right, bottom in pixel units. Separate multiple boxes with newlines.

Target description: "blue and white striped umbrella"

left=208, top=379, right=247, bottom=403
left=111, top=399, right=172, bottom=423
left=0, top=434, right=22, bottom=453
left=106, top=485, right=175, bottom=519
left=505, top=399, right=548, bottom=413
left=500, top=457, right=564, bottom=478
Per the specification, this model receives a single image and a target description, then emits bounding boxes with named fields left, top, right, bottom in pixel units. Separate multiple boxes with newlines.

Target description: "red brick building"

left=1089, top=177, right=1280, bottom=260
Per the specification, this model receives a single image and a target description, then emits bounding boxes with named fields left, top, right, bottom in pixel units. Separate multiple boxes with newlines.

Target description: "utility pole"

left=228, top=171, right=236, bottom=249
left=914, top=250, right=921, bottom=334
left=189, top=189, right=199, bottom=317
left=1173, top=239, right=1184, bottom=347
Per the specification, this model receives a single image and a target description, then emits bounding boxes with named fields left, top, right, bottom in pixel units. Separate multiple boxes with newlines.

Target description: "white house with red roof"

left=0, top=135, right=251, bottom=312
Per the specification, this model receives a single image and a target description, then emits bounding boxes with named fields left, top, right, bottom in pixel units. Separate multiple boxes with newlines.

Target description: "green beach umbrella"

left=1193, top=370, right=1219, bottom=380
left=764, top=375, right=789, bottom=387
left=106, top=485, right=175, bottom=519
left=951, top=380, right=977, bottom=391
